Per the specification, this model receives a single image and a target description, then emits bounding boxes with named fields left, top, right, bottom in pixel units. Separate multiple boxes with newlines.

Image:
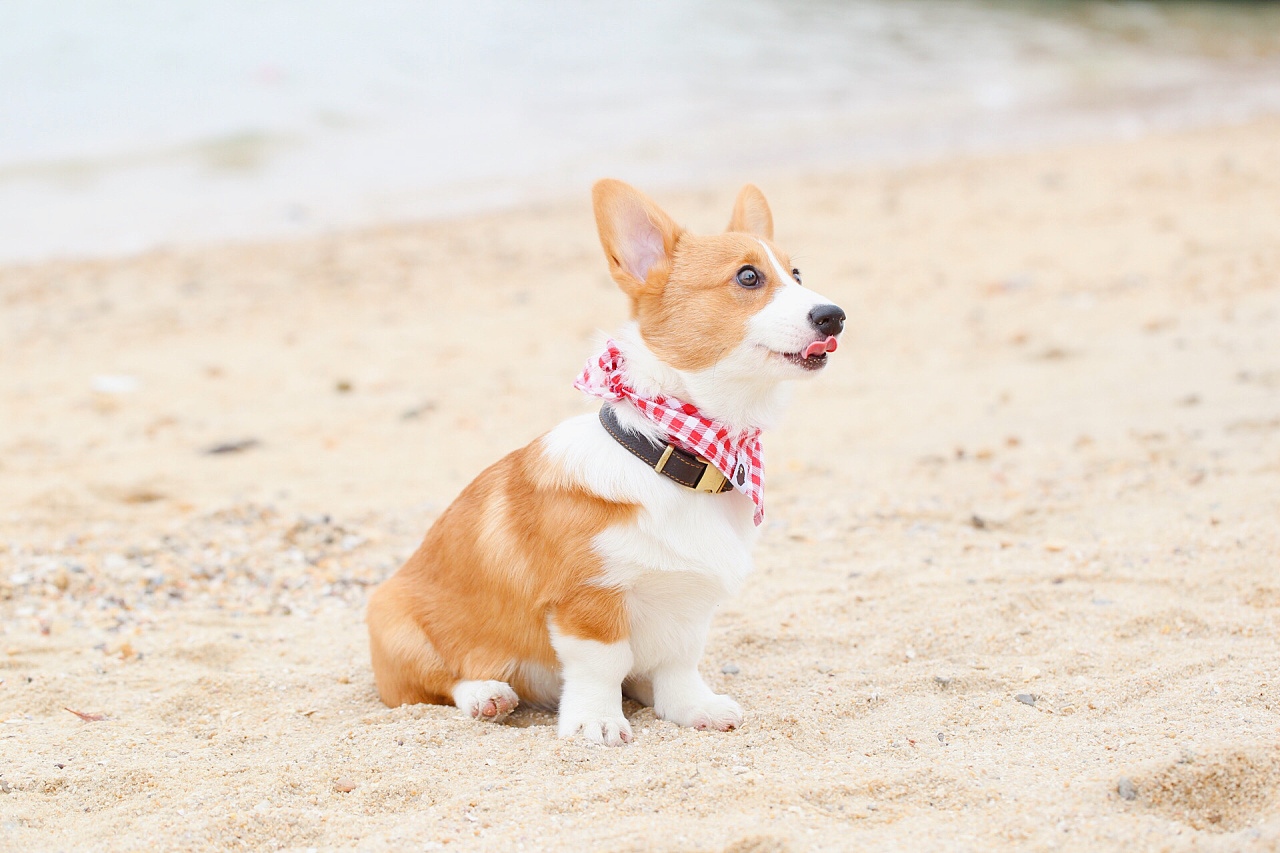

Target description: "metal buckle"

left=653, top=444, right=675, bottom=474
left=692, top=459, right=727, bottom=493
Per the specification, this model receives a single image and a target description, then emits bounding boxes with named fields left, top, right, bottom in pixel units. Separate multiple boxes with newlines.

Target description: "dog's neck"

left=612, top=322, right=794, bottom=437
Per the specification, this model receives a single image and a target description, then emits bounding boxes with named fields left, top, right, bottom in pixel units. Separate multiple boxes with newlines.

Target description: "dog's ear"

left=726, top=184, right=773, bottom=239
left=593, top=179, right=683, bottom=301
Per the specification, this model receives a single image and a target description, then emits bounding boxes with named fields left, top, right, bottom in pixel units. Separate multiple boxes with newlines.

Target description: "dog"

left=367, top=179, right=844, bottom=745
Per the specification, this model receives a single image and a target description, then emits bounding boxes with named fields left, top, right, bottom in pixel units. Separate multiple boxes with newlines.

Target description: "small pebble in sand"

left=1016, top=693, right=1037, bottom=706
left=1116, top=777, right=1137, bottom=801
left=334, top=778, right=357, bottom=793
left=401, top=400, right=437, bottom=420
left=204, top=438, right=260, bottom=455
left=721, top=664, right=740, bottom=675
left=91, top=374, right=141, bottom=394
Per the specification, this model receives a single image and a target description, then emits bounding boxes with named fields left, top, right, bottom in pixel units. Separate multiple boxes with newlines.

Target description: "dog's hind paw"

left=452, top=680, right=519, bottom=723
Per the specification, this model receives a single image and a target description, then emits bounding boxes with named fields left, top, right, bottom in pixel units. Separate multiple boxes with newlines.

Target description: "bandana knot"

left=575, top=340, right=765, bottom=525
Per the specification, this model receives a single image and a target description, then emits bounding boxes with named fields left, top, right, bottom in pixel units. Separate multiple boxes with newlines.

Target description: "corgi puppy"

left=367, top=179, right=844, bottom=745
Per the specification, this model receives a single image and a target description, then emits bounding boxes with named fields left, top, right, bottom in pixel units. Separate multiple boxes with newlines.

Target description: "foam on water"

left=4, top=0, right=1280, bottom=262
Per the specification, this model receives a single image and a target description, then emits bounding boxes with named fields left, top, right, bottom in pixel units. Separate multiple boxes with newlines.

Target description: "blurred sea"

left=5, top=0, right=1280, bottom=262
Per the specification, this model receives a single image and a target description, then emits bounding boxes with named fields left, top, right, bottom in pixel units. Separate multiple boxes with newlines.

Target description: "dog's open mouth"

left=780, top=336, right=838, bottom=370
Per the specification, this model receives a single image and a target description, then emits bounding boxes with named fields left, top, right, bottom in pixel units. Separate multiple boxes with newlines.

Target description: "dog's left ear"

left=726, top=184, right=773, bottom=239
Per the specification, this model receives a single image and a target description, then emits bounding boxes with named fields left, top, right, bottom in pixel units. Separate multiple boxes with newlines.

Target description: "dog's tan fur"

left=367, top=440, right=637, bottom=707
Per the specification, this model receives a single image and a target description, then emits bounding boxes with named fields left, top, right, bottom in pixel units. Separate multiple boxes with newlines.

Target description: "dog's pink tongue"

left=803, top=336, right=838, bottom=358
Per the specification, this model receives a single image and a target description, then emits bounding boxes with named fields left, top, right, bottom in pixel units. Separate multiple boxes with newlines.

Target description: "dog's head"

left=592, top=179, right=844, bottom=391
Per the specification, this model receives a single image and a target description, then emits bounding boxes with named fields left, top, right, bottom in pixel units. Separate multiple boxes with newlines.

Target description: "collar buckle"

left=692, top=459, right=727, bottom=493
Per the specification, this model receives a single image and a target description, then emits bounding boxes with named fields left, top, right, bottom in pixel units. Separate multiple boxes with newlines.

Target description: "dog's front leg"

left=651, top=656, right=743, bottom=733
left=550, top=626, right=634, bottom=746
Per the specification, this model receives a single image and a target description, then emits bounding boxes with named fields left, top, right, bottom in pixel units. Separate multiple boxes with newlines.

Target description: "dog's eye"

left=736, top=266, right=761, bottom=288
left=792, top=268, right=802, bottom=283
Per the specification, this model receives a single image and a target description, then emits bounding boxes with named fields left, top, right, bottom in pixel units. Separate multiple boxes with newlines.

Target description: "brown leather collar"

left=598, top=405, right=732, bottom=493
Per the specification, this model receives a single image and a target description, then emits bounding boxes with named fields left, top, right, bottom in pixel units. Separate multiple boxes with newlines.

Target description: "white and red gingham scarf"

left=574, top=340, right=765, bottom=525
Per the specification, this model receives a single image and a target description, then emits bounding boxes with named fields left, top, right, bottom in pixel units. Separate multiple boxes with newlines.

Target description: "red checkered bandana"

left=575, top=340, right=765, bottom=525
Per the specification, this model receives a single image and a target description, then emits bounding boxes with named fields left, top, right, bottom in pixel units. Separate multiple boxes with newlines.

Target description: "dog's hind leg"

left=366, top=580, right=457, bottom=708
left=368, top=579, right=522, bottom=722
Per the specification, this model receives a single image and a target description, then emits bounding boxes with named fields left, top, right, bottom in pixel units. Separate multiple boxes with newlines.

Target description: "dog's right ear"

left=727, top=184, right=773, bottom=239
left=592, top=179, right=683, bottom=302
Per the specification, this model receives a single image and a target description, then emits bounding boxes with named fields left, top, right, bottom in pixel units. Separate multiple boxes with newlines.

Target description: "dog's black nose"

left=808, top=304, right=845, bottom=337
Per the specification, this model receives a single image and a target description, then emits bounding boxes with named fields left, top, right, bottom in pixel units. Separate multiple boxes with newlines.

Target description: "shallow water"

left=4, top=0, right=1280, bottom=262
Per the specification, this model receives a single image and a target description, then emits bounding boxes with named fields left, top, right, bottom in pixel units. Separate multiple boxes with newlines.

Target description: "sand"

left=2, top=118, right=1279, bottom=852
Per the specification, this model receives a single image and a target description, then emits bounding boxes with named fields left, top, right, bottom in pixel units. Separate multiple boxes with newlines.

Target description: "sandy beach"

left=2, top=117, right=1279, bottom=851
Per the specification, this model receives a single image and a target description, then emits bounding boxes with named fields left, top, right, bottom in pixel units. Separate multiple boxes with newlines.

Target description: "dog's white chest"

left=541, top=412, right=758, bottom=672
left=595, top=495, right=755, bottom=672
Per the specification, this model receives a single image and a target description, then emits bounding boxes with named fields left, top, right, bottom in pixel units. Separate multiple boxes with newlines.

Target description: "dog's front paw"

left=559, top=714, right=633, bottom=746
left=666, top=694, right=743, bottom=732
